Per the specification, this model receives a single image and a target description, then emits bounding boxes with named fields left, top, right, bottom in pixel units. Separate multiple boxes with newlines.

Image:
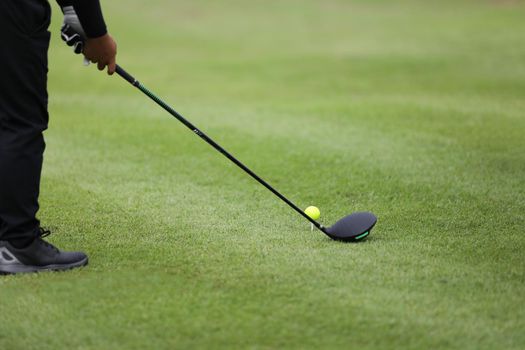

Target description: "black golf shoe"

left=0, top=229, right=88, bottom=275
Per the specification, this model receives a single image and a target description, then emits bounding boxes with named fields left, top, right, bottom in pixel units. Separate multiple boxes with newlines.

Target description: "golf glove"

left=60, top=6, right=86, bottom=54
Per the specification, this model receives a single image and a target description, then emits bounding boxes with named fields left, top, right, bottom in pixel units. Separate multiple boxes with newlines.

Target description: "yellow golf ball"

left=304, top=206, right=320, bottom=220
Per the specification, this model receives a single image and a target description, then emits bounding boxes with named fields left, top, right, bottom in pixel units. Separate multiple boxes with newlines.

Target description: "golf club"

left=115, top=65, right=377, bottom=242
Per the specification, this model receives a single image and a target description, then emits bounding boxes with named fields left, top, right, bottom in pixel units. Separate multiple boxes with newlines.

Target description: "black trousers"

left=0, top=0, right=51, bottom=242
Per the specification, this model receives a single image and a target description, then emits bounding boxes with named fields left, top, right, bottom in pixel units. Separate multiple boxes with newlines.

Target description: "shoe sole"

left=0, top=256, right=89, bottom=275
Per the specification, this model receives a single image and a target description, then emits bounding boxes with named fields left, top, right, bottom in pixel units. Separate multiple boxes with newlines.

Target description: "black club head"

left=323, top=212, right=377, bottom=242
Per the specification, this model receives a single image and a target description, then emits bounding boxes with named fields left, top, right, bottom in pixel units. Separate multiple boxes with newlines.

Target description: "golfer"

left=0, top=0, right=116, bottom=274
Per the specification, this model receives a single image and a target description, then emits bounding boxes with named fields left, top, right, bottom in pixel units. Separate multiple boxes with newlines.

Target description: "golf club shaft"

left=115, top=65, right=325, bottom=231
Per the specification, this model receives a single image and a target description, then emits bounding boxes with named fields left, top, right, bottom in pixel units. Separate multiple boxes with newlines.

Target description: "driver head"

left=324, top=212, right=377, bottom=242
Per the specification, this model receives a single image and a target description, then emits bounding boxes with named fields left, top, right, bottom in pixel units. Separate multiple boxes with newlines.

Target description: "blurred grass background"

left=1, top=0, right=524, bottom=349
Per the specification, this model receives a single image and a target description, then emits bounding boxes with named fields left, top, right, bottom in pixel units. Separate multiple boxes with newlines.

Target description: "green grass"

left=1, top=0, right=524, bottom=348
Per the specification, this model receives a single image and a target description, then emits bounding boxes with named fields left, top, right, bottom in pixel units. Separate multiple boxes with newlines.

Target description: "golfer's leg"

left=0, top=0, right=51, bottom=246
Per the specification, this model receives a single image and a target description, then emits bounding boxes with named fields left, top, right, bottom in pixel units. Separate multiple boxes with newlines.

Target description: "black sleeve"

left=56, top=0, right=107, bottom=38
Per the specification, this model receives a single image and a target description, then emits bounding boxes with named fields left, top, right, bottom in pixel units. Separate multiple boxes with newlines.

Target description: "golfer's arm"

left=56, top=0, right=107, bottom=38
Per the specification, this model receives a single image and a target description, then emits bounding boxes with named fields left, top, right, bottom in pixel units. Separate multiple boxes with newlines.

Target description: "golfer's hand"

left=83, top=34, right=117, bottom=75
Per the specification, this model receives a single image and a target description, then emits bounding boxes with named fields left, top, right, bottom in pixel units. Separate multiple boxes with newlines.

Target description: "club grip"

left=116, top=65, right=138, bottom=86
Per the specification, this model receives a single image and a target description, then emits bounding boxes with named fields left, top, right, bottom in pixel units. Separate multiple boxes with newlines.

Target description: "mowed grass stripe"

left=48, top=90, right=524, bottom=211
